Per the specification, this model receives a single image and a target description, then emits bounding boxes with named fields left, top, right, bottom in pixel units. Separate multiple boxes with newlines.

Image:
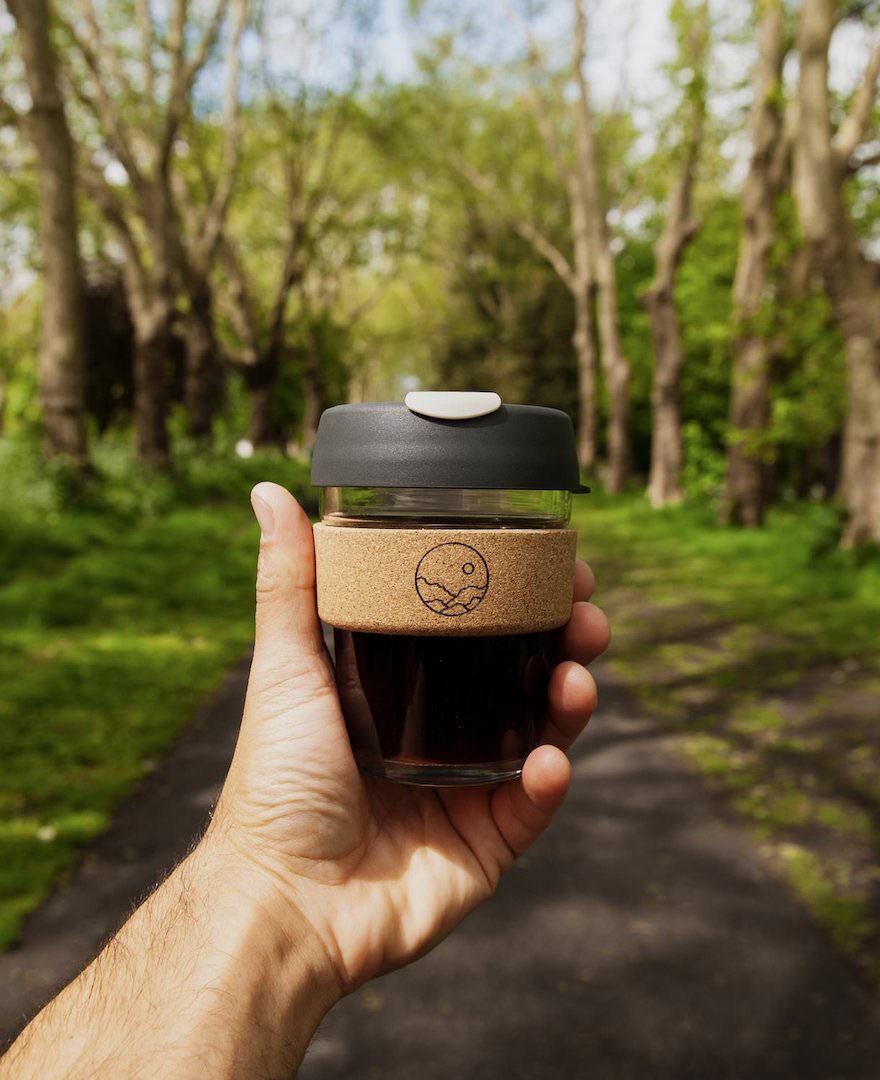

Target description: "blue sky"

left=372, top=0, right=677, bottom=106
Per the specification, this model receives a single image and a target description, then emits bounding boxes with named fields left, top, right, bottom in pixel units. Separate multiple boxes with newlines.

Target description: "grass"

left=2, top=452, right=879, bottom=971
left=575, top=492, right=880, bottom=973
left=0, top=436, right=312, bottom=949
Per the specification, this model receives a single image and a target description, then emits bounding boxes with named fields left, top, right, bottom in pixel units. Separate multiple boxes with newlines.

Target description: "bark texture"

left=794, top=0, right=880, bottom=545
left=8, top=0, right=89, bottom=466
left=721, top=0, right=789, bottom=527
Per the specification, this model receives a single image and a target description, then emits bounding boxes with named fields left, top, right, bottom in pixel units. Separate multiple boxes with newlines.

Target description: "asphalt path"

left=2, top=655, right=879, bottom=1079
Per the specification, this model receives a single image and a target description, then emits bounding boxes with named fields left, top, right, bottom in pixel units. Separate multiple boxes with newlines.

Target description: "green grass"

left=576, top=492, right=880, bottom=969
left=3, top=457, right=879, bottom=967
left=0, top=437, right=312, bottom=948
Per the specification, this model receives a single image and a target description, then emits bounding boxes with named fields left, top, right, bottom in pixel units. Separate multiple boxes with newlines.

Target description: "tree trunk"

left=131, top=302, right=172, bottom=467
left=603, top=347, right=632, bottom=494
left=301, top=352, right=324, bottom=453
left=571, top=0, right=631, bottom=492
left=721, top=0, right=786, bottom=527
left=721, top=338, right=772, bottom=525
left=572, top=285, right=598, bottom=471
left=184, top=283, right=219, bottom=441
left=8, top=0, right=89, bottom=466
left=643, top=287, right=686, bottom=507
left=811, top=231, right=880, bottom=545
left=794, top=0, right=880, bottom=545
left=245, top=348, right=282, bottom=449
left=642, top=1, right=707, bottom=508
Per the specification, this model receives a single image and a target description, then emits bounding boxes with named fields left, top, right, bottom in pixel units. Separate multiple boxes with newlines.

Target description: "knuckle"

left=255, top=559, right=286, bottom=600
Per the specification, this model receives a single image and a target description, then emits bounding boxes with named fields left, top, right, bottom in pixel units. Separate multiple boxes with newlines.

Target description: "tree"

left=58, top=0, right=244, bottom=464
left=454, top=0, right=633, bottom=488
left=793, top=0, right=880, bottom=545
left=4, top=0, right=89, bottom=467
left=640, top=0, right=710, bottom=508
left=219, top=97, right=352, bottom=448
left=720, top=0, right=791, bottom=526
left=569, top=0, right=632, bottom=492
left=176, top=0, right=249, bottom=441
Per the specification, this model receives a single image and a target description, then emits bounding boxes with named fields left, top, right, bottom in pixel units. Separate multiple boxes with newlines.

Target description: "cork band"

left=313, top=524, right=577, bottom=636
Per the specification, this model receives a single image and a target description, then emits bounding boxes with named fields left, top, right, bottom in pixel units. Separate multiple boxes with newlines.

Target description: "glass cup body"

left=321, top=487, right=572, bottom=786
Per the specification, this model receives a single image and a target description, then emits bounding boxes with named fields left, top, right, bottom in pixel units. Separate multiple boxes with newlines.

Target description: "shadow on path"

left=2, top=656, right=880, bottom=1079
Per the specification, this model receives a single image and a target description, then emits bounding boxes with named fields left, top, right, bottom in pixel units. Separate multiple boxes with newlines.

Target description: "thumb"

left=248, top=482, right=330, bottom=693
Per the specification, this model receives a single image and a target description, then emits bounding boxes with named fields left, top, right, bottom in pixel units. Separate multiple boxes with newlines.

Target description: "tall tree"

left=640, top=0, right=710, bottom=508
left=720, top=0, right=791, bottom=526
left=521, top=28, right=599, bottom=473
left=460, top=0, right=632, bottom=487
left=58, top=0, right=240, bottom=464
left=177, top=0, right=249, bottom=441
left=570, top=0, right=632, bottom=492
left=220, top=100, right=348, bottom=448
left=5, top=0, right=89, bottom=467
left=793, top=0, right=880, bottom=545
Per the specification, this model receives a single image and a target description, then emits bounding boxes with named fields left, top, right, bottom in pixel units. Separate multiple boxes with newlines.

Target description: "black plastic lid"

left=311, top=399, right=588, bottom=491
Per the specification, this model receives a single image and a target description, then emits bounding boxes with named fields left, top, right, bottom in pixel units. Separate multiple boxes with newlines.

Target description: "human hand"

left=1, top=481, right=609, bottom=1079
left=208, top=482, right=610, bottom=996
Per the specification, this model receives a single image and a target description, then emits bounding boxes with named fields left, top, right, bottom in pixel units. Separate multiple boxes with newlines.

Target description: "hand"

left=2, top=481, right=610, bottom=1080
left=209, top=482, right=610, bottom=995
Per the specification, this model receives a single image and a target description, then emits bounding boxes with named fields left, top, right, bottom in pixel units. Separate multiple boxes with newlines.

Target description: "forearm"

left=1, top=839, right=341, bottom=1079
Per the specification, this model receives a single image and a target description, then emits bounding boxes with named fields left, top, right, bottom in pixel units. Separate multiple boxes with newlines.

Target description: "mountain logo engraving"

left=415, top=542, right=489, bottom=617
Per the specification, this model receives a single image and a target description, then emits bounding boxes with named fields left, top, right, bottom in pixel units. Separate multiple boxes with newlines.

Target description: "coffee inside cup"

left=311, top=391, right=587, bottom=786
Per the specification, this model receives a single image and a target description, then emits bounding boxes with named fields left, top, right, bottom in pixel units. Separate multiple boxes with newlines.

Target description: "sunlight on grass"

left=580, top=492, right=880, bottom=972
left=0, top=449, right=312, bottom=948
left=776, top=845, right=877, bottom=960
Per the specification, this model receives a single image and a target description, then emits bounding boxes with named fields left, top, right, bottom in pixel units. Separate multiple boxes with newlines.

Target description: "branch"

left=76, top=156, right=145, bottom=293
left=454, top=159, right=575, bottom=290
left=303, top=95, right=350, bottom=220
left=512, top=217, right=576, bottom=290
left=76, top=0, right=137, bottom=105
left=849, top=145, right=880, bottom=171
left=833, top=36, right=880, bottom=164
left=160, top=0, right=231, bottom=169
left=218, top=237, right=261, bottom=362
left=198, top=0, right=250, bottom=265
left=136, top=0, right=156, bottom=99
left=58, top=14, right=147, bottom=197
left=267, top=219, right=306, bottom=347
left=514, top=9, right=574, bottom=193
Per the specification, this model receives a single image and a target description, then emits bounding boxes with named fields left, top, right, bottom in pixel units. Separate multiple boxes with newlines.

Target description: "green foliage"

left=579, top=492, right=880, bottom=968
left=0, top=435, right=314, bottom=948
left=680, top=420, right=726, bottom=498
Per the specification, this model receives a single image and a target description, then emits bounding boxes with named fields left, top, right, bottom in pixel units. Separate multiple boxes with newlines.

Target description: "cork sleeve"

left=313, top=524, right=577, bottom=636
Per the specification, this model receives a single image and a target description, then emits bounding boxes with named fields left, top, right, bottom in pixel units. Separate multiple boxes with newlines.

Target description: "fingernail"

left=251, top=488, right=275, bottom=539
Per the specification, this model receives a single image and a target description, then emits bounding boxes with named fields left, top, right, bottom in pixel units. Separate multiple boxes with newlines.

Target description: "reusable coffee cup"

left=311, top=390, right=587, bottom=786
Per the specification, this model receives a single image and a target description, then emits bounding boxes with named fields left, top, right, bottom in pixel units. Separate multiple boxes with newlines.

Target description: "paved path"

left=2, top=658, right=880, bottom=1078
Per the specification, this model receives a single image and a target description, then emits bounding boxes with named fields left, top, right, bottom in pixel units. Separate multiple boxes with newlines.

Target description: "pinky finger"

left=490, top=745, right=571, bottom=867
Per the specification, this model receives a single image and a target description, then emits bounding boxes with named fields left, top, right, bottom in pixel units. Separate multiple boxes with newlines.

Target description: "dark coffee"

left=334, top=629, right=552, bottom=783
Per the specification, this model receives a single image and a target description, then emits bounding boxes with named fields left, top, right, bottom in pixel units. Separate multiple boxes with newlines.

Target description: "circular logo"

left=415, top=542, right=489, bottom=617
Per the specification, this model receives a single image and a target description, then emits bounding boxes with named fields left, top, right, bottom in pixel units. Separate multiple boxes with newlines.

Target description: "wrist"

left=191, top=828, right=344, bottom=1020
left=139, top=832, right=343, bottom=1076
